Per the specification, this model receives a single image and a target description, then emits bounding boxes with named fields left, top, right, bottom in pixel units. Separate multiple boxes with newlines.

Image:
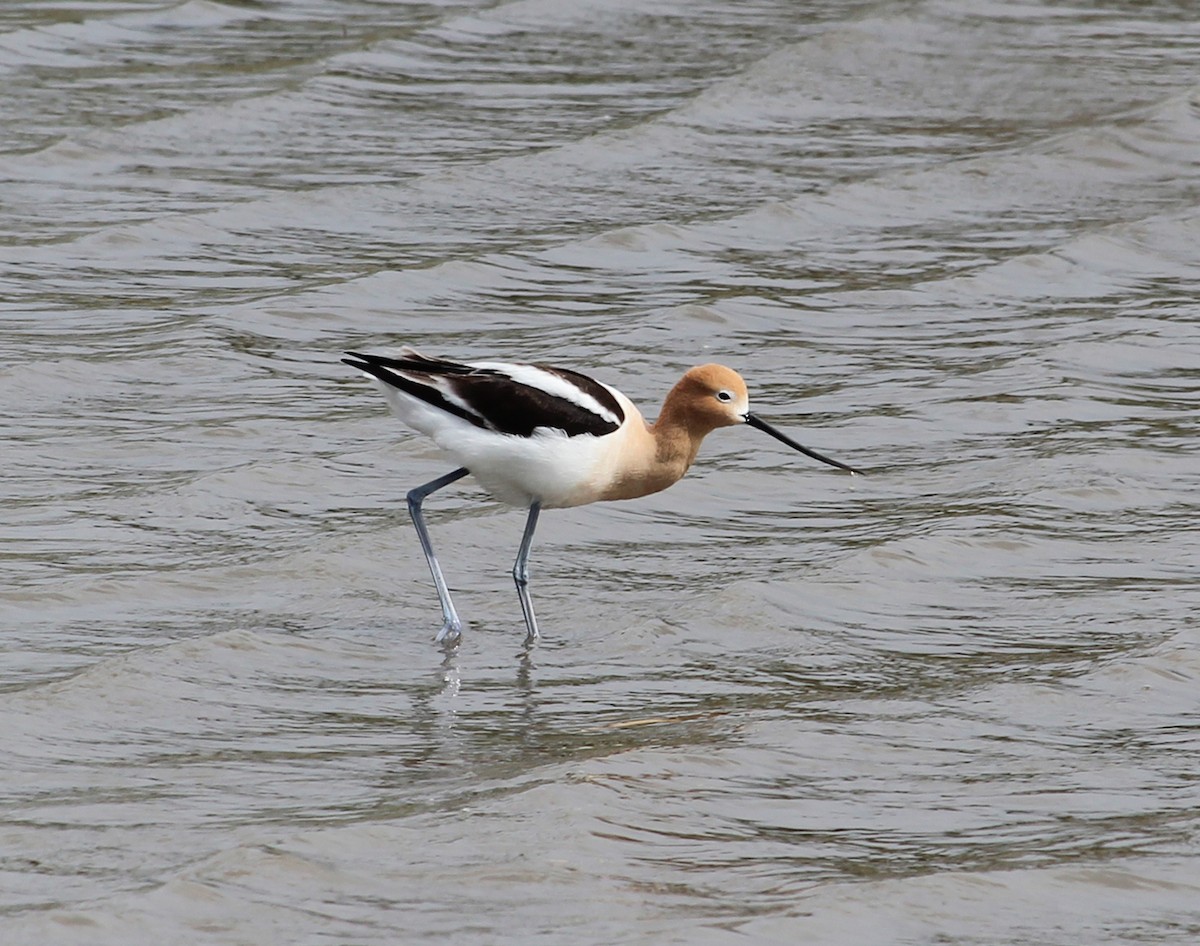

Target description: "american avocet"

left=343, top=346, right=861, bottom=645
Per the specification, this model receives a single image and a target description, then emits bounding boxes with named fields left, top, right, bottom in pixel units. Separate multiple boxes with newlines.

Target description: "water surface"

left=2, top=1, right=1199, bottom=943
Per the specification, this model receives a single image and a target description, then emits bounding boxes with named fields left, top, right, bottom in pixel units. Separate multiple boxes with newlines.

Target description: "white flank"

left=423, top=387, right=643, bottom=509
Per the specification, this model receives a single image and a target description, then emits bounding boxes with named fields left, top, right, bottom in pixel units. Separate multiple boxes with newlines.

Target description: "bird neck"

left=592, top=388, right=719, bottom=504
left=650, top=397, right=709, bottom=471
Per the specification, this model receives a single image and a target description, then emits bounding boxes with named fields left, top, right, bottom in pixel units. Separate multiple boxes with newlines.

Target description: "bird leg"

left=512, top=502, right=542, bottom=644
left=407, top=467, right=470, bottom=643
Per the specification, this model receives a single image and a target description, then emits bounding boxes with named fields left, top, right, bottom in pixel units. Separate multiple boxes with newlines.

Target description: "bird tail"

left=341, top=346, right=473, bottom=378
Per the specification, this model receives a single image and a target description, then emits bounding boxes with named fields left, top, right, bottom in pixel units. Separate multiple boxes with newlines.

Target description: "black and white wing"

left=342, top=347, right=626, bottom=438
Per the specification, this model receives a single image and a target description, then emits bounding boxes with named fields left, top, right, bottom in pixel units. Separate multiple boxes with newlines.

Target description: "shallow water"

left=2, top=0, right=1199, bottom=943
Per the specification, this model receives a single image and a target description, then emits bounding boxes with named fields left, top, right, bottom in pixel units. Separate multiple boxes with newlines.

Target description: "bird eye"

left=716, top=390, right=733, bottom=402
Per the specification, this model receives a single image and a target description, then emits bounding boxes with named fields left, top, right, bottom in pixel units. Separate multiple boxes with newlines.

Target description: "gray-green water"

left=3, top=1, right=1199, bottom=942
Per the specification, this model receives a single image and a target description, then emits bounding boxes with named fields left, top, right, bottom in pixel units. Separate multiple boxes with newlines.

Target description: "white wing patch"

left=423, top=374, right=488, bottom=423
left=472, top=362, right=622, bottom=427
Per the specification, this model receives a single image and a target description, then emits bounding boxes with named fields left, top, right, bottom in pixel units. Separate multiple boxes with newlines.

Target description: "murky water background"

left=3, top=0, right=1199, bottom=942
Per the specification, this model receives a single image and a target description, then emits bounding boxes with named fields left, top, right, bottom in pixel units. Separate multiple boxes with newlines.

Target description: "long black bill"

left=744, top=412, right=863, bottom=475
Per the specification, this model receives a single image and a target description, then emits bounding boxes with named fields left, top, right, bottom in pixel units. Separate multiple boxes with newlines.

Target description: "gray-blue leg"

left=407, top=467, right=470, bottom=643
left=512, top=502, right=542, bottom=644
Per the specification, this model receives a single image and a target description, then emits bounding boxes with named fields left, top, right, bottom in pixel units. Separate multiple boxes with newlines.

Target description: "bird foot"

left=434, top=620, right=462, bottom=645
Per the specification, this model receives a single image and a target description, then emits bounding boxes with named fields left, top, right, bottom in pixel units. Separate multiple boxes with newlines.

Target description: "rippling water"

left=3, top=1, right=1199, bottom=942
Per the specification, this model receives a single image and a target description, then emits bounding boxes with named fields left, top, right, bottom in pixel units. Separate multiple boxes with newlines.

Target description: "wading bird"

left=344, top=347, right=860, bottom=645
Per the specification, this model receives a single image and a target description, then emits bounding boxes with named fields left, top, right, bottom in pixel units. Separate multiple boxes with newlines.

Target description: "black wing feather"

left=343, top=351, right=485, bottom=429
left=343, top=350, right=624, bottom=438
